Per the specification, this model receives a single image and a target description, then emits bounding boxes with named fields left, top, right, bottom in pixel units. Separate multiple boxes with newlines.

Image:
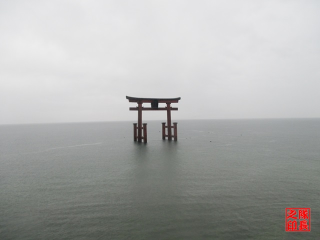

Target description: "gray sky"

left=1, top=0, right=319, bottom=124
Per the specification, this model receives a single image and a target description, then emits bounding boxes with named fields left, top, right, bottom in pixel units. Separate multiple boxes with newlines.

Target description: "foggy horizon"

left=1, top=116, right=320, bottom=126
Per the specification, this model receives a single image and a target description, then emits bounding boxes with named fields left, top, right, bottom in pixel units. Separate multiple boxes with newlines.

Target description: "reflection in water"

left=127, top=140, right=185, bottom=239
left=131, top=140, right=180, bottom=196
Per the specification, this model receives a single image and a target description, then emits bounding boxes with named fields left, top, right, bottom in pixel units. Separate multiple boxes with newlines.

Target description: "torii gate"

left=126, top=96, right=181, bottom=143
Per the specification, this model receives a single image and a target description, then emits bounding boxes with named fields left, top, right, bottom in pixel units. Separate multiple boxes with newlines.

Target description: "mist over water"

left=0, top=119, right=319, bottom=239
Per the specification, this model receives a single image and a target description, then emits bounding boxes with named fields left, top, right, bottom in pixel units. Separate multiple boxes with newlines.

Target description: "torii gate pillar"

left=137, top=102, right=142, bottom=142
left=126, top=96, right=181, bottom=143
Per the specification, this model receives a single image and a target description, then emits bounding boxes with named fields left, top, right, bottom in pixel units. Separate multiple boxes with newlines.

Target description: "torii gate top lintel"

left=126, top=96, right=181, bottom=103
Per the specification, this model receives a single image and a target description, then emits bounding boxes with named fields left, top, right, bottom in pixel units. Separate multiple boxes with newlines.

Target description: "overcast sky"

left=1, top=0, right=319, bottom=124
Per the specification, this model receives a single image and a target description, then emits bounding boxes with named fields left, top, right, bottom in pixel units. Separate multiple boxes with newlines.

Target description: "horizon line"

left=1, top=117, right=320, bottom=126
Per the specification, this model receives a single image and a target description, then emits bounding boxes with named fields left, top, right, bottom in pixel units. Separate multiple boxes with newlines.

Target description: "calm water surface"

left=0, top=119, right=319, bottom=239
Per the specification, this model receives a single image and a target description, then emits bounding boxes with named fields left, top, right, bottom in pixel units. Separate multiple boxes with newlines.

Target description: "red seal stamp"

left=285, top=208, right=311, bottom=232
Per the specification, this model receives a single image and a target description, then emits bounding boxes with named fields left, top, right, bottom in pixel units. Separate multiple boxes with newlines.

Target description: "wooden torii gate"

left=126, top=96, right=181, bottom=143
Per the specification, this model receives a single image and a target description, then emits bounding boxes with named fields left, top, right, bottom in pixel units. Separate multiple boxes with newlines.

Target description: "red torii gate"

left=126, top=96, right=181, bottom=143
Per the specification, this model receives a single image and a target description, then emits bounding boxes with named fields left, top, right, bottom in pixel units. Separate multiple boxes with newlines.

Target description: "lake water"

left=0, top=119, right=319, bottom=239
